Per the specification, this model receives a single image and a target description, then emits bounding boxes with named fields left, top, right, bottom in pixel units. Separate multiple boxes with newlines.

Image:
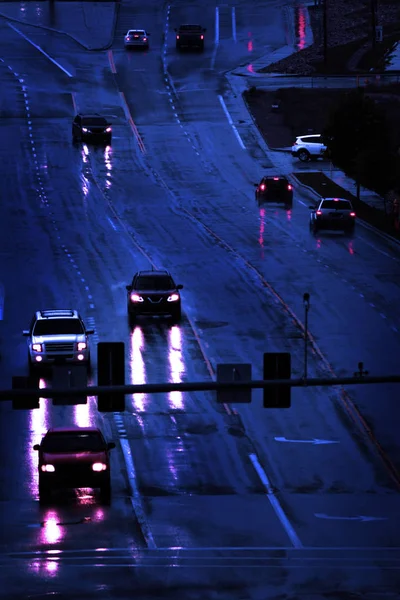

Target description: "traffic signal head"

left=263, top=352, right=291, bottom=408
left=12, top=376, right=40, bottom=410
left=97, top=342, right=125, bottom=412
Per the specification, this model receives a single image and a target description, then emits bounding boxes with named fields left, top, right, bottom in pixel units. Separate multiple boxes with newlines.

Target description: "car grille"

left=44, top=342, right=75, bottom=353
left=147, top=296, right=164, bottom=303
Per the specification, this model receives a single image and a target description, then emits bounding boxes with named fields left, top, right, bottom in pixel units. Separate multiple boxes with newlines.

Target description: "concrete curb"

left=292, top=175, right=400, bottom=246
left=0, top=2, right=119, bottom=51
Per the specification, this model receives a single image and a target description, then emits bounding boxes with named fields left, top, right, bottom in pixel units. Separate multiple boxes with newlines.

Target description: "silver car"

left=309, top=197, right=356, bottom=234
left=124, top=29, right=150, bottom=49
left=23, top=310, right=94, bottom=373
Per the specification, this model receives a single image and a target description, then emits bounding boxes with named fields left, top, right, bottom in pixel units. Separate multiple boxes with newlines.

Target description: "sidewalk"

left=0, top=1, right=118, bottom=50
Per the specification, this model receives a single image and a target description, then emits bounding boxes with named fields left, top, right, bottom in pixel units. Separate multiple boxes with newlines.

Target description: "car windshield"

left=321, top=200, right=351, bottom=210
left=33, top=319, right=84, bottom=336
left=82, top=117, right=107, bottom=126
left=42, top=432, right=105, bottom=453
left=135, top=276, right=174, bottom=290
left=181, top=25, right=202, bottom=31
left=132, top=31, right=144, bottom=35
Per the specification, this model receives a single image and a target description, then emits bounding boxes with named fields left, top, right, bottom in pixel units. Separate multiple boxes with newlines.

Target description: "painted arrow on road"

left=274, top=437, right=339, bottom=445
left=315, top=513, right=388, bottom=522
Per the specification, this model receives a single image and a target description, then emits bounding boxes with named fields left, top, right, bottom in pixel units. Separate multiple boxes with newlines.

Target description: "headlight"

left=32, top=343, right=42, bottom=352
left=41, top=464, right=55, bottom=472
left=167, top=294, right=179, bottom=302
left=105, top=127, right=112, bottom=133
left=130, top=293, right=144, bottom=302
left=82, top=127, right=88, bottom=133
left=92, top=463, right=107, bottom=472
left=77, top=342, right=87, bottom=351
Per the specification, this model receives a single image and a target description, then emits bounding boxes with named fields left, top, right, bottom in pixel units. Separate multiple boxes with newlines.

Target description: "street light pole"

left=303, top=293, right=310, bottom=379
left=323, top=0, right=328, bottom=67
left=371, top=0, right=376, bottom=50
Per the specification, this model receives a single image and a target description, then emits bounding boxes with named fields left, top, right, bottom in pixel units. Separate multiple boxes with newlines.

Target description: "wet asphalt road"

left=0, top=1, right=400, bottom=598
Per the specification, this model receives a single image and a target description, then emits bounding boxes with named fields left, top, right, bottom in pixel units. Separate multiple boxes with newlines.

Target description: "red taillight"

left=273, top=177, right=279, bottom=181
left=201, top=34, right=204, bottom=40
left=126, top=37, right=131, bottom=40
left=350, top=212, right=356, bottom=217
left=143, top=37, right=147, bottom=41
left=260, top=184, right=266, bottom=190
left=287, top=184, right=292, bottom=190
left=176, top=35, right=179, bottom=39
left=316, top=210, right=322, bottom=216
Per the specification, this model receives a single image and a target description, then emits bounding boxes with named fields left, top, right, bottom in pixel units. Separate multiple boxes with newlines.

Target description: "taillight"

left=200, top=35, right=204, bottom=40
left=350, top=212, right=356, bottom=217
left=260, top=184, right=266, bottom=191
left=143, top=37, right=147, bottom=41
left=126, top=37, right=130, bottom=40
left=273, top=177, right=279, bottom=181
left=316, top=210, right=322, bottom=216
left=287, top=184, right=292, bottom=190
left=176, top=35, right=179, bottom=39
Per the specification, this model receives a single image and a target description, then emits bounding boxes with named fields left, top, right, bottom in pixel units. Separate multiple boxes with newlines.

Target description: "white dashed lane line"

left=2, top=60, right=97, bottom=318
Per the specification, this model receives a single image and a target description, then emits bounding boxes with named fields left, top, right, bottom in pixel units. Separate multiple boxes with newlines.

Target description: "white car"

left=124, top=30, right=150, bottom=49
left=291, top=134, right=328, bottom=162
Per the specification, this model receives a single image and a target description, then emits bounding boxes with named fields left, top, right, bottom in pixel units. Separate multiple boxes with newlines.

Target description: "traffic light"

left=97, top=342, right=125, bottom=412
left=263, top=352, right=291, bottom=408
left=12, top=376, right=40, bottom=410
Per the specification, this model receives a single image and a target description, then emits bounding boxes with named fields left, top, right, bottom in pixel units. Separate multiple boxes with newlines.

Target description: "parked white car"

left=291, top=134, right=328, bottom=162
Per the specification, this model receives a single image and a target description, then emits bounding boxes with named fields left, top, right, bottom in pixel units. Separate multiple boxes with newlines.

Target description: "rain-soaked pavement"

left=1, top=1, right=400, bottom=598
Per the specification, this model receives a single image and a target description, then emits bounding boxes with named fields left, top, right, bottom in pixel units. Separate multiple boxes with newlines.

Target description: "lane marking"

left=7, top=22, right=73, bottom=78
left=119, top=91, right=147, bottom=154
left=249, top=453, right=303, bottom=549
left=108, top=49, right=117, bottom=74
left=119, top=438, right=156, bottom=549
left=210, top=6, right=220, bottom=69
left=218, top=95, right=246, bottom=150
left=232, top=7, right=237, bottom=42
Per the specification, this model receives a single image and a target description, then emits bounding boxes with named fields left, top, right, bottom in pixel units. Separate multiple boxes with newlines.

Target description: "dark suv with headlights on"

left=309, top=197, right=356, bottom=234
left=33, top=426, right=116, bottom=504
left=254, top=175, right=293, bottom=208
left=126, top=270, right=183, bottom=323
left=72, top=113, right=112, bottom=144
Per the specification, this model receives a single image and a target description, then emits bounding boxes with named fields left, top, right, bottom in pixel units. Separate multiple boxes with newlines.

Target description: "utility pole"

left=371, top=0, right=377, bottom=50
left=323, top=0, right=328, bottom=67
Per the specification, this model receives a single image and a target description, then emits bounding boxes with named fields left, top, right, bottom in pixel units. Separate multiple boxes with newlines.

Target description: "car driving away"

left=309, top=197, right=356, bottom=235
left=126, top=269, right=183, bottom=324
left=124, top=29, right=150, bottom=49
left=254, top=175, right=293, bottom=209
left=23, top=309, right=94, bottom=375
left=33, top=427, right=116, bottom=505
left=72, top=113, right=112, bottom=145
left=175, top=24, right=206, bottom=51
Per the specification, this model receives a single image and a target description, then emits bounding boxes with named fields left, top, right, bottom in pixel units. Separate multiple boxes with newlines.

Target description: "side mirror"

left=176, top=284, right=183, bottom=290
left=107, top=442, right=116, bottom=450
left=86, top=329, right=94, bottom=335
left=33, top=444, right=40, bottom=451
left=22, top=330, right=30, bottom=336
left=126, top=285, right=132, bottom=291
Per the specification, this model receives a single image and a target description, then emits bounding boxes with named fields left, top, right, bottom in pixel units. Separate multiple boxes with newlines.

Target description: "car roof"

left=36, top=309, right=79, bottom=320
left=263, top=175, right=287, bottom=179
left=321, top=197, right=351, bottom=203
left=136, top=270, right=170, bottom=277
left=128, top=29, right=145, bottom=32
left=297, top=134, right=322, bottom=139
left=79, top=114, right=107, bottom=120
left=46, top=427, right=101, bottom=434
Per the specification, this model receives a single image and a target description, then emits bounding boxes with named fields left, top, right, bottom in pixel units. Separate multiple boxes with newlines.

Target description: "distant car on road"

left=254, top=175, right=293, bottom=208
left=175, top=24, right=206, bottom=51
left=124, top=29, right=150, bottom=49
left=309, top=197, right=356, bottom=235
left=291, top=134, right=328, bottom=162
left=126, top=270, right=183, bottom=324
left=33, top=426, right=115, bottom=504
left=72, top=114, right=112, bottom=145
left=23, top=309, right=94, bottom=374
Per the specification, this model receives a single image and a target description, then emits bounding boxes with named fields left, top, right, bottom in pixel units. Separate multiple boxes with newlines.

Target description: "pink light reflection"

left=104, top=146, right=113, bottom=189
left=73, top=397, right=96, bottom=428
left=286, top=209, right=292, bottom=221
left=39, top=510, right=65, bottom=545
left=168, top=326, right=185, bottom=410
left=297, top=7, right=307, bottom=51
left=28, top=559, right=59, bottom=577
left=28, top=379, right=50, bottom=498
left=246, top=64, right=255, bottom=73
left=129, top=327, right=148, bottom=412
left=348, top=241, right=355, bottom=255
left=166, top=438, right=184, bottom=482
left=316, top=238, right=322, bottom=249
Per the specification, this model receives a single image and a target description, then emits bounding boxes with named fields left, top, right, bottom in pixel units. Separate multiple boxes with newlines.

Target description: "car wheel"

left=100, top=481, right=111, bottom=505
left=170, top=308, right=182, bottom=324
left=39, top=480, right=51, bottom=504
left=298, top=149, right=311, bottom=162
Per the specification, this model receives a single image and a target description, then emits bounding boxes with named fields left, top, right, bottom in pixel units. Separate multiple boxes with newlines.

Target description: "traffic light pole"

left=303, top=293, right=310, bottom=379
